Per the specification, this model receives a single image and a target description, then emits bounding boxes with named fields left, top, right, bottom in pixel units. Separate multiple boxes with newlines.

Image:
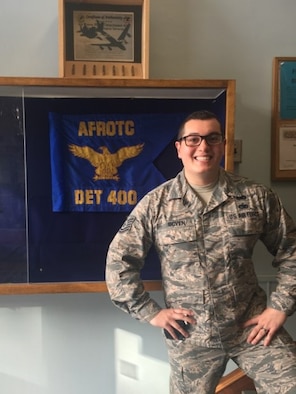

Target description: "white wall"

left=0, top=292, right=169, bottom=394
left=0, top=1, right=296, bottom=393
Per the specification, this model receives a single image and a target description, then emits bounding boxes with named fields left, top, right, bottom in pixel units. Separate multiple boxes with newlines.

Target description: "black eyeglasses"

left=178, top=133, right=224, bottom=147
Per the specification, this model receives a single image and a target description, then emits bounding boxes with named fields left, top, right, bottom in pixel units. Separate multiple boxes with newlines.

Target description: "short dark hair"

left=177, top=110, right=223, bottom=139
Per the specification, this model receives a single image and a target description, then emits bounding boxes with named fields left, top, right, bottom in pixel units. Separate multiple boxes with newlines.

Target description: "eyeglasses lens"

left=184, top=134, right=223, bottom=146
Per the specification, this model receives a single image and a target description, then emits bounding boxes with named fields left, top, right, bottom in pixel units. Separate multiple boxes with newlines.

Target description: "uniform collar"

left=167, top=168, right=245, bottom=210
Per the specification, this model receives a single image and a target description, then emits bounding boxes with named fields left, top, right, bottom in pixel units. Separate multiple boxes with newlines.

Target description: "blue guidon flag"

left=49, top=112, right=184, bottom=212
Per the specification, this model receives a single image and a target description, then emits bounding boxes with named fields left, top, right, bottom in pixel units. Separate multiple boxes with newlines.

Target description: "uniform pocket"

left=156, top=225, right=199, bottom=267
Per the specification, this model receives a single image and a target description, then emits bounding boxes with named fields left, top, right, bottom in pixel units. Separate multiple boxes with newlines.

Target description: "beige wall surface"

left=0, top=1, right=295, bottom=393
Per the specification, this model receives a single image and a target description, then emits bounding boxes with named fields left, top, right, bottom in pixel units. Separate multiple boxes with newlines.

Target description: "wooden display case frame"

left=58, top=0, right=150, bottom=79
left=0, top=77, right=235, bottom=294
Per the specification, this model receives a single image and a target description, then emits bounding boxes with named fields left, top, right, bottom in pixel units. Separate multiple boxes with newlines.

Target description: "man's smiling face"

left=175, top=118, right=225, bottom=185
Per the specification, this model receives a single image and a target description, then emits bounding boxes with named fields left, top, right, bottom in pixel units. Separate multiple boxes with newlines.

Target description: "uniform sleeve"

left=105, top=196, right=162, bottom=322
left=261, top=189, right=296, bottom=316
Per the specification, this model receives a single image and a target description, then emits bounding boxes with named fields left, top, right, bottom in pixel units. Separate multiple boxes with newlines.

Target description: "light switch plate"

left=234, top=140, right=242, bottom=163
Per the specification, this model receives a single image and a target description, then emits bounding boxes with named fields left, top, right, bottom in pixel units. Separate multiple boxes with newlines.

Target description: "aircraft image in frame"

left=79, top=20, right=131, bottom=51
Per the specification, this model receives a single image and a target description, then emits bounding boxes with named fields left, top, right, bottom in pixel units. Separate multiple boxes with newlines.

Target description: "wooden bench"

left=215, top=368, right=256, bottom=393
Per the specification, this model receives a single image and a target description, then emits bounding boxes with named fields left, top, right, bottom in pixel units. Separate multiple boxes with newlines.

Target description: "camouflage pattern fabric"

left=105, top=168, right=296, bottom=392
left=166, top=327, right=296, bottom=393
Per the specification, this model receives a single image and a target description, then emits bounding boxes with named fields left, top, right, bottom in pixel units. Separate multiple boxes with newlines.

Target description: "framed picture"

left=271, top=57, right=296, bottom=180
left=58, top=0, right=149, bottom=79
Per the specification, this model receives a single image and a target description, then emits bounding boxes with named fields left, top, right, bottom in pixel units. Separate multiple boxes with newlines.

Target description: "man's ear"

left=175, top=140, right=181, bottom=159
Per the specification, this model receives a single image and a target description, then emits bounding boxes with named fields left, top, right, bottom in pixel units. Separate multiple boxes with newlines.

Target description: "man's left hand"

left=242, top=307, right=287, bottom=346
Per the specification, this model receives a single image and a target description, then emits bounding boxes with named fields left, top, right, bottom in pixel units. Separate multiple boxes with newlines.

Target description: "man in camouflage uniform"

left=106, top=110, right=296, bottom=393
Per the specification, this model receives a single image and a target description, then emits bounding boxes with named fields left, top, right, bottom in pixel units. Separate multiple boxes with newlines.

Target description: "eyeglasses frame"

left=177, top=132, right=225, bottom=147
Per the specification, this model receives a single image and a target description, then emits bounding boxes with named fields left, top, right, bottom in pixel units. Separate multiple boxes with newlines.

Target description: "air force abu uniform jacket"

left=106, top=169, right=296, bottom=347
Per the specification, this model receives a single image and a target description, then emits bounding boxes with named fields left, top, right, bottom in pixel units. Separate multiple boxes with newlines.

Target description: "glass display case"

left=0, top=77, right=235, bottom=293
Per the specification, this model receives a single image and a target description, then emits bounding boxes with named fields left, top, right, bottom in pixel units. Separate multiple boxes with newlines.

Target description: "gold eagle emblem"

left=68, top=143, right=144, bottom=181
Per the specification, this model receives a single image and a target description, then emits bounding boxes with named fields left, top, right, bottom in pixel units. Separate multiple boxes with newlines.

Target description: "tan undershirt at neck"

left=189, top=180, right=218, bottom=205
